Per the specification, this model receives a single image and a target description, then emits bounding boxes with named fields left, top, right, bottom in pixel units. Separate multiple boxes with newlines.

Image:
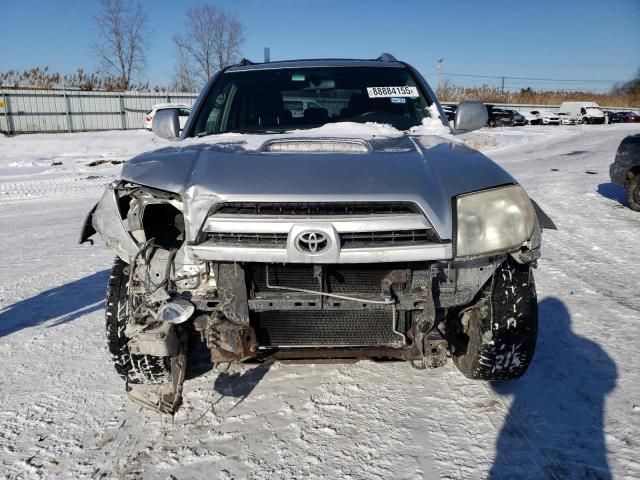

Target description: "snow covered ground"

left=0, top=123, right=639, bottom=479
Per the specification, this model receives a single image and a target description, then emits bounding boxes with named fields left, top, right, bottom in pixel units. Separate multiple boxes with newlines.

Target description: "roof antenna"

left=264, top=47, right=271, bottom=63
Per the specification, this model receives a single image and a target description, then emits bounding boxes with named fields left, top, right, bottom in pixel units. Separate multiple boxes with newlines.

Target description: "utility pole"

left=436, top=58, right=444, bottom=92
left=501, top=76, right=505, bottom=94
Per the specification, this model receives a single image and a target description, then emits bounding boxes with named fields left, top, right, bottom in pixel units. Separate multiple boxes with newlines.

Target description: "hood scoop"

left=262, top=138, right=371, bottom=153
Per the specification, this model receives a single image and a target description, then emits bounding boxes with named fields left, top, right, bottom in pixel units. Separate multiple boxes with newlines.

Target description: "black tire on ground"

left=451, top=258, right=538, bottom=381
left=106, top=257, right=171, bottom=384
left=627, top=176, right=640, bottom=212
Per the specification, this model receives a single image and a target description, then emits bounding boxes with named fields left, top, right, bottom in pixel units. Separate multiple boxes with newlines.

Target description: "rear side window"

left=192, top=66, right=434, bottom=135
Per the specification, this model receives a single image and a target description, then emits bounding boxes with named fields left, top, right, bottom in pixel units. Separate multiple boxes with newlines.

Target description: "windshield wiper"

left=197, top=129, right=288, bottom=138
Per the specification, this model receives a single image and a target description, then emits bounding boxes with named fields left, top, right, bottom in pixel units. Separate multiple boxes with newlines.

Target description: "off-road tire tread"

left=627, top=176, right=640, bottom=212
left=106, top=258, right=171, bottom=384
left=452, top=258, right=538, bottom=381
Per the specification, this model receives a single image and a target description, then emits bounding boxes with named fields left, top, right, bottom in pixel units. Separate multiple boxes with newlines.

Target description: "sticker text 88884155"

left=367, top=86, right=419, bottom=98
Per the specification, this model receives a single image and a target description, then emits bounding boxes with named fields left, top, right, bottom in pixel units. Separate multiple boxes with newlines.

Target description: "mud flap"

left=79, top=203, right=98, bottom=244
left=126, top=330, right=188, bottom=415
left=531, top=199, right=557, bottom=230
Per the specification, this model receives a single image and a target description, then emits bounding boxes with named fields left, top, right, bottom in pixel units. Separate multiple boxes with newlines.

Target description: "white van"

left=559, top=102, right=605, bottom=124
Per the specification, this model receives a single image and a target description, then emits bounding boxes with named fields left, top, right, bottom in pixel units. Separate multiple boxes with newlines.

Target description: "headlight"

left=456, top=185, right=535, bottom=257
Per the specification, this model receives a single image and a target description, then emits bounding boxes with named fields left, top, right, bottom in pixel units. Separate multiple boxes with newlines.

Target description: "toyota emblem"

left=296, top=230, right=329, bottom=254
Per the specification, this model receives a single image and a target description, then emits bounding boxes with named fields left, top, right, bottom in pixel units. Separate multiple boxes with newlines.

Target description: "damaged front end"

left=82, top=180, right=551, bottom=414
left=82, top=181, right=209, bottom=413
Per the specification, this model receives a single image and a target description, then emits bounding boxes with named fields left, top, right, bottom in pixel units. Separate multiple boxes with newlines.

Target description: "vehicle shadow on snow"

left=490, top=297, right=617, bottom=480
left=597, top=182, right=628, bottom=207
left=0, top=270, right=109, bottom=337
left=210, top=362, right=272, bottom=414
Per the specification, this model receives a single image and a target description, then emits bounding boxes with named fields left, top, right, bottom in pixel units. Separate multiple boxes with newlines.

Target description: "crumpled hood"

left=121, top=135, right=516, bottom=240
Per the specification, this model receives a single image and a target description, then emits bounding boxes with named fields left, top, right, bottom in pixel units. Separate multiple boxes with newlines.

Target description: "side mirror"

left=453, top=101, right=489, bottom=135
left=152, top=108, right=181, bottom=140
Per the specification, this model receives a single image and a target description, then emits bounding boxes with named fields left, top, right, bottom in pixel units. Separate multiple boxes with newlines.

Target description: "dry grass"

left=436, top=79, right=639, bottom=108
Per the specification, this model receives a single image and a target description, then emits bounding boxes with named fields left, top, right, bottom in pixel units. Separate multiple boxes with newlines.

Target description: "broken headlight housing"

left=456, top=185, right=535, bottom=258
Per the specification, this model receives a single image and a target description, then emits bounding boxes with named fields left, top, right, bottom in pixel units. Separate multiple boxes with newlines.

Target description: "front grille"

left=206, top=229, right=436, bottom=249
left=211, top=202, right=419, bottom=216
left=253, top=310, right=399, bottom=346
left=207, top=232, right=287, bottom=247
left=247, top=263, right=409, bottom=294
left=341, top=229, right=436, bottom=248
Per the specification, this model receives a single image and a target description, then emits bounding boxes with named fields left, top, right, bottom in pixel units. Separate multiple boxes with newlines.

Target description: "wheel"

left=450, top=258, right=538, bottom=380
left=106, top=258, right=171, bottom=384
left=627, top=176, right=640, bottom=212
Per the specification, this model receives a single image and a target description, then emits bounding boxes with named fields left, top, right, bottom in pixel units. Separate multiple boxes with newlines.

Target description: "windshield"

left=191, top=66, right=435, bottom=136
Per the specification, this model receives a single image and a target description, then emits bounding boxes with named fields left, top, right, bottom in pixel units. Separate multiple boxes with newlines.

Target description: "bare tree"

left=93, top=0, right=148, bottom=90
left=170, top=45, right=197, bottom=92
left=172, top=5, right=245, bottom=89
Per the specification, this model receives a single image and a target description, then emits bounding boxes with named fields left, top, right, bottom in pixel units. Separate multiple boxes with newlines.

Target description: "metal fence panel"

left=0, top=89, right=199, bottom=134
left=1, top=89, right=636, bottom=135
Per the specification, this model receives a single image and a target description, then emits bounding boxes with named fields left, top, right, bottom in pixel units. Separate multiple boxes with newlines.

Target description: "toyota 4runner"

left=81, top=54, right=554, bottom=413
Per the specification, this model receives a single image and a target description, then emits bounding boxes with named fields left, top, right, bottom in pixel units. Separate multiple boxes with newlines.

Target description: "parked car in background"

left=507, top=109, right=527, bottom=126
left=610, top=134, right=640, bottom=211
left=486, top=105, right=514, bottom=126
left=556, top=112, right=579, bottom=125
left=559, top=101, right=605, bottom=124
left=621, top=111, right=640, bottom=123
left=145, top=103, right=192, bottom=130
left=441, top=104, right=457, bottom=123
left=283, top=98, right=326, bottom=118
left=539, top=110, right=561, bottom=125
left=604, top=111, right=622, bottom=124
left=523, top=110, right=543, bottom=125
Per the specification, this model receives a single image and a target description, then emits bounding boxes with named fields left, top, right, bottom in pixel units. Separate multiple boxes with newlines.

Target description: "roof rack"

left=231, top=55, right=400, bottom=68
left=376, top=53, right=398, bottom=62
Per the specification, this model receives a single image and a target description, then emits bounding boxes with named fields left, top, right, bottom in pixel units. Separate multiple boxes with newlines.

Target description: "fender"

left=531, top=199, right=557, bottom=230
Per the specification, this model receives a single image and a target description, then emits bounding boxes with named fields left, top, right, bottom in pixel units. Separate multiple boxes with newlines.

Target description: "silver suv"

left=81, top=54, right=553, bottom=413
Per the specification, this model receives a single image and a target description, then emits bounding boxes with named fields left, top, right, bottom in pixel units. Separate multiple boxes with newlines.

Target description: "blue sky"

left=4, top=0, right=639, bottom=91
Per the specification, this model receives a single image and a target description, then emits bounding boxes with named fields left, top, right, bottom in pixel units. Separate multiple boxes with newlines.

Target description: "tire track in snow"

left=0, top=176, right=112, bottom=199
left=91, top=408, right=153, bottom=479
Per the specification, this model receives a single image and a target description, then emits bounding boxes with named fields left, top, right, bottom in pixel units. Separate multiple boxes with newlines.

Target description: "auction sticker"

left=367, top=86, right=418, bottom=98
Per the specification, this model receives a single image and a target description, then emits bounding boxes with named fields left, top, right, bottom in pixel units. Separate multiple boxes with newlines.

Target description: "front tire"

left=106, top=258, right=171, bottom=384
left=627, top=176, right=640, bottom=212
left=451, top=258, right=538, bottom=380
